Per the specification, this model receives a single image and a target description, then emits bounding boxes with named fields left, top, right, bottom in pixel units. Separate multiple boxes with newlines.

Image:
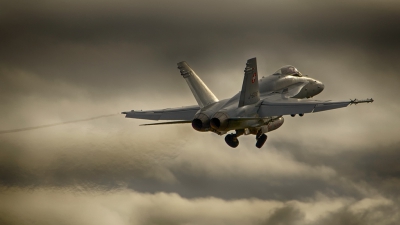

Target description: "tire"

left=225, top=134, right=239, bottom=148
left=256, top=134, right=267, bottom=148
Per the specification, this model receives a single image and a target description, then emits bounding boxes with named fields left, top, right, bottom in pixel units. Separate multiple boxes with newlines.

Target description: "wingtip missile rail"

left=350, top=98, right=374, bottom=105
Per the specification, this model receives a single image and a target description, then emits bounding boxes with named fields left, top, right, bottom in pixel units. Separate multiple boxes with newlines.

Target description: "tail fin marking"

left=238, top=57, right=260, bottom=107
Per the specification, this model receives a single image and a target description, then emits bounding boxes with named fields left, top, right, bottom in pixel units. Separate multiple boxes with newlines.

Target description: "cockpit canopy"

left=273, top=65, right=302, bottom=77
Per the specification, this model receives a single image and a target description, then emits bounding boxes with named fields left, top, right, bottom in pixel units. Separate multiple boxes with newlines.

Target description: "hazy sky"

left=1, top=1, right=400, bottom=224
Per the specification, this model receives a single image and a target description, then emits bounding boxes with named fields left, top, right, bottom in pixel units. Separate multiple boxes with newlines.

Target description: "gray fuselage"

left=193, top=69, right=325, bottom=134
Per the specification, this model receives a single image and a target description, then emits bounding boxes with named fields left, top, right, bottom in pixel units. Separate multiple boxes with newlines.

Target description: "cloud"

left=0, top=188, right=398, bottom=225
left=1, top=117, right=399, bottom=202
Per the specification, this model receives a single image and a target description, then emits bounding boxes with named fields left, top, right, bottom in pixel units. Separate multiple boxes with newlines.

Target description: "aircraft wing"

left=122, top=105, right=200, bottom=121
left=258, top=94, right=373, bottom=117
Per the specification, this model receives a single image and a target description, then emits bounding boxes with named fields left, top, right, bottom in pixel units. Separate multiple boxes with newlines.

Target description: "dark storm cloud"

left=2, top=1, right=400, bottom=82
left=308, top=203, right=400, bottom=225
left=261, top=205, right=305, bottom=225
left=3, top=1, right=400, bottom=45
left=273, top=139, right=400, bottom=198
left=0, top=120, right=182, bottom=190
left=0, top=122, right=397, bottom=202
left=2, top=0, right=400, bottom=109
left=1, top=0, right=400, bottom=114
left=0, top=188, right=398, bottom=225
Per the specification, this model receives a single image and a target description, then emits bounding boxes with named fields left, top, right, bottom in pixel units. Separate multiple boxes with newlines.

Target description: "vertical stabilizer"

left=238, top=57, right=260, bottom=107
left=177, top=61, right=218, bottom=108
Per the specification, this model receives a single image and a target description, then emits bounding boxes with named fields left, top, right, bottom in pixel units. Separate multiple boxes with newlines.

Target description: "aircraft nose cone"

left=311, top=80, right=324, bottom=97
left=318, top=82, right=324, bottom=92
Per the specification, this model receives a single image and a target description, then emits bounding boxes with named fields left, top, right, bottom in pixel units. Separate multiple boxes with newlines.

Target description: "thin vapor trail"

left=0, top=114, right=119, bottom=134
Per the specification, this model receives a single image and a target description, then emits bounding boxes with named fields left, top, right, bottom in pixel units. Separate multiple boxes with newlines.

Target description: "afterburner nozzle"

left=191, top=113, right=210, bottom=132
left=210, top=112, right=229, bottom=131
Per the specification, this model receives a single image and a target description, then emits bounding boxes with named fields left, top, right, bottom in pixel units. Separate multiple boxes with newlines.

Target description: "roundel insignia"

left=252, top=73, right=257, bottom=83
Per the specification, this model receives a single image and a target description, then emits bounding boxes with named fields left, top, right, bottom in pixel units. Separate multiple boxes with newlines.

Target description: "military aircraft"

left=122, top=58, right=373, bottom=148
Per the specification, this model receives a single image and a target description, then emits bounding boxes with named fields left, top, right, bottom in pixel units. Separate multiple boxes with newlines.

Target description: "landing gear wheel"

left=225, top=134, right=239, bottom=148
left=256, top=134, right=267, bottom=148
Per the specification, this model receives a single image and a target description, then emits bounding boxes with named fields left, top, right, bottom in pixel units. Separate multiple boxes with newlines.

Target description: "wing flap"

left=258, top=95, right=373, bottom=117
left=123, top=105, right=200, bottom=121
left=124, top=111, right=162, bottom=120
left=313, top=101, right=351, bottom=112
left=259, top=101, right=316, bottom=116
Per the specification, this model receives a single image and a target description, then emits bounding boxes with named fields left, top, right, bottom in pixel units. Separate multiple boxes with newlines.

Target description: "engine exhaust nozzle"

left=210, top=112, right=229, bottom=130
left=191, top=113, right=210, bottom=132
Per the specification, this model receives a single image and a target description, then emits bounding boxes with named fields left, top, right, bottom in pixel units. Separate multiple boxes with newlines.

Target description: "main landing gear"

left=225, top=133, right=239, bottom=148
left=255, top=133, right=267, bottom=148
left=224, top=131, right=268, bottom=148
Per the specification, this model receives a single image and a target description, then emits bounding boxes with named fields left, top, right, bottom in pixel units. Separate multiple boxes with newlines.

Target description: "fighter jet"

left=122, top=58, right=373, bottom=148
